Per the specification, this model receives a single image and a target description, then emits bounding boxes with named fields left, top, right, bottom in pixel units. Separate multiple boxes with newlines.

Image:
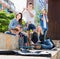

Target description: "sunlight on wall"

left=10, top=0, right=27, bottom=12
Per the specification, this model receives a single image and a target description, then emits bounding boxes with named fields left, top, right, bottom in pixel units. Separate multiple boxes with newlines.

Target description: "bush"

left=0, top=10, right=15, bottom=32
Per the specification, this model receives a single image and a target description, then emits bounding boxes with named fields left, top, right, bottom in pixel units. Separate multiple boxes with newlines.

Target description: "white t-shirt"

left=43, top=15, right=47, bottom=28
left=23, top=9, right=36, bottom=24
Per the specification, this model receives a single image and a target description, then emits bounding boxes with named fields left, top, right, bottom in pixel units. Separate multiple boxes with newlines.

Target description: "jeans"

left=43, top=28, right=48, bottom=39
left=41, top=39, right=53, bottom=49
left=5, top=31, right=16, bottom=36
left=19, top=32, right=27, bottom=44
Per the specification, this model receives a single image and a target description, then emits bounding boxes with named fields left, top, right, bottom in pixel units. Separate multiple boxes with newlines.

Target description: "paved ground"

left=0, top=55, right=50, bottom=59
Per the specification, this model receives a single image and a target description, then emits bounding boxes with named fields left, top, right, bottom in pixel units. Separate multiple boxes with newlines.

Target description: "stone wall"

left=0, top=33, right=18, bottom=50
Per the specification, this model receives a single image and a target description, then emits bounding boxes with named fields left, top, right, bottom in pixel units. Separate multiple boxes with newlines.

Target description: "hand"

left=26, top=8, right=28, bottom=10
left=15, top=27, right=20, bottom=30
left=16, top=25, right=21, bottom=28
left=26, top=8, right=30, bottom=12
left=42, top=17, right=44, bottom=21
left=28, top=21, right=31, bottom=24
left=46, top=19, right=49, bottom=22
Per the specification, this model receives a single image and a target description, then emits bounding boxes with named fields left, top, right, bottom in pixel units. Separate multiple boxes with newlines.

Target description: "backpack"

left=31, top=32, right=38, bottom=44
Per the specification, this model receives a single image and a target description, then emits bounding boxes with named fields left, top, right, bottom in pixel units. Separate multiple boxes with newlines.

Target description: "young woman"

left=5, top=13, right=27, bottom=48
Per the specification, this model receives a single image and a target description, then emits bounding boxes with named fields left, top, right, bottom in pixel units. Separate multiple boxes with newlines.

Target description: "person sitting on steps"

left=5, top=13, right=28, bottom=49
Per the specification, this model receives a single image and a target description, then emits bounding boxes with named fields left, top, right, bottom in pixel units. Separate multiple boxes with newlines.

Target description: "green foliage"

left=0, top=10, right=15, bottom=32
left=35, top=5, right=42, bottom=26
left=22, top=20, right=26, bottom=27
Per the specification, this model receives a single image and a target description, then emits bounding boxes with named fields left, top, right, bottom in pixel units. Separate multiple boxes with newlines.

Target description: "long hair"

left=16, top=13, right=22, bottom=24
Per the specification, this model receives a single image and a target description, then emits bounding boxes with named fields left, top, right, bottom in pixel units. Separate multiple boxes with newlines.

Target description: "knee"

left=5, top=31, right=10, bottom=34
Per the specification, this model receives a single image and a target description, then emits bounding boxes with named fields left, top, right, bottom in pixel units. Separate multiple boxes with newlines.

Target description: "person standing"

left=39, top=8, right=48, bottom=39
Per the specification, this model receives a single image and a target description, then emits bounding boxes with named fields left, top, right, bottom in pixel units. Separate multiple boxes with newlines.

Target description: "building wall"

left=0, top=0, right=16, bottom=13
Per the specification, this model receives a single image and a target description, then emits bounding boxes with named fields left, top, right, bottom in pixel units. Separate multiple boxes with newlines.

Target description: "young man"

left=23, top=3, right=36, bottom=46
left=23, top=3, right=36, bottom=25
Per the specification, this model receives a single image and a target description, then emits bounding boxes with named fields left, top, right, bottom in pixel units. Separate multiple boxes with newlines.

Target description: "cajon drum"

left=0, top=33, right=19, bottom=50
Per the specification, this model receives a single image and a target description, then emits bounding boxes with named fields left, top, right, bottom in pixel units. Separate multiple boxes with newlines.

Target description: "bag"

left=31, top=32, right=38, bottom=44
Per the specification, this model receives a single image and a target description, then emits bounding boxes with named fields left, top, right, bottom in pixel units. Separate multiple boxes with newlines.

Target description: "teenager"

left=23, top=3, right=36, bottom=46
left=39, top=8, right=48, bottom=39
left=5, top=13, right=27, bottom=48
left=37, top=26, right=54, bottom=49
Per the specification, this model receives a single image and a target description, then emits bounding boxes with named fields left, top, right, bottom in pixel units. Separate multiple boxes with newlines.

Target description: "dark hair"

left=28, top=3, right=33, bottom=5
left=16, top=13, right=22, bottom=24
left=28, top=3, right=33, bottom=8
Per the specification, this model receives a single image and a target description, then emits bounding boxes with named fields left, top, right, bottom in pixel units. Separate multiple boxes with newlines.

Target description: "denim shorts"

left=27, top=24, right=36, bottom=31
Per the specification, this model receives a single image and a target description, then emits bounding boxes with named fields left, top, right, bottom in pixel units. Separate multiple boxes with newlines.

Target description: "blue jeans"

left=43, top=28, right=48, bottom=39
left=41, top=39, right=53, bottom=49
left=5, top=31, right=16, bottom=36
left=5, top=31, right=27, bottom=44
left=19, top=32, right=27, bottom=44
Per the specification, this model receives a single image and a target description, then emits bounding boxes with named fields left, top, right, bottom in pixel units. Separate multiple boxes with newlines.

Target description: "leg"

left=41, top=39, right=53, bottom=49
left=5, top=31, right=16, bottom=36
left=24, top=35, right=28, bottom=46
left=27, top=31, right=31, bottom=46
left=19, top=32, right=28, bottom=45
left=27, top=24, right=36, bottom=46
left=43, top=29, right=48, bottom=39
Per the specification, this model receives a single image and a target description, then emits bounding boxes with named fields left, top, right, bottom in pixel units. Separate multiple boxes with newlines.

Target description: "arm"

left=22, top=8, right=34, bottom=18
left=9, top=19, right=16, bottom=29
left=46, top=18, right=49, bottom=22
left=40, top=15, right=43, bottom=21
left=28, top=10, right=34, bottom=17
left=28, top=9, right=36, bottom=18
left=46, top=15, right=49, bottom=22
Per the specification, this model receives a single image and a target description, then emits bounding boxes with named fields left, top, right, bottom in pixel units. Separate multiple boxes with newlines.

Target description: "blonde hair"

left=42, top=8, right=46, bottom=12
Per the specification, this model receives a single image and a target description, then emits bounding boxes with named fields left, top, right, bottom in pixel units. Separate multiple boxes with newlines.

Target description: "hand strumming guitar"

left=10, top=25, right=22, bottom=35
